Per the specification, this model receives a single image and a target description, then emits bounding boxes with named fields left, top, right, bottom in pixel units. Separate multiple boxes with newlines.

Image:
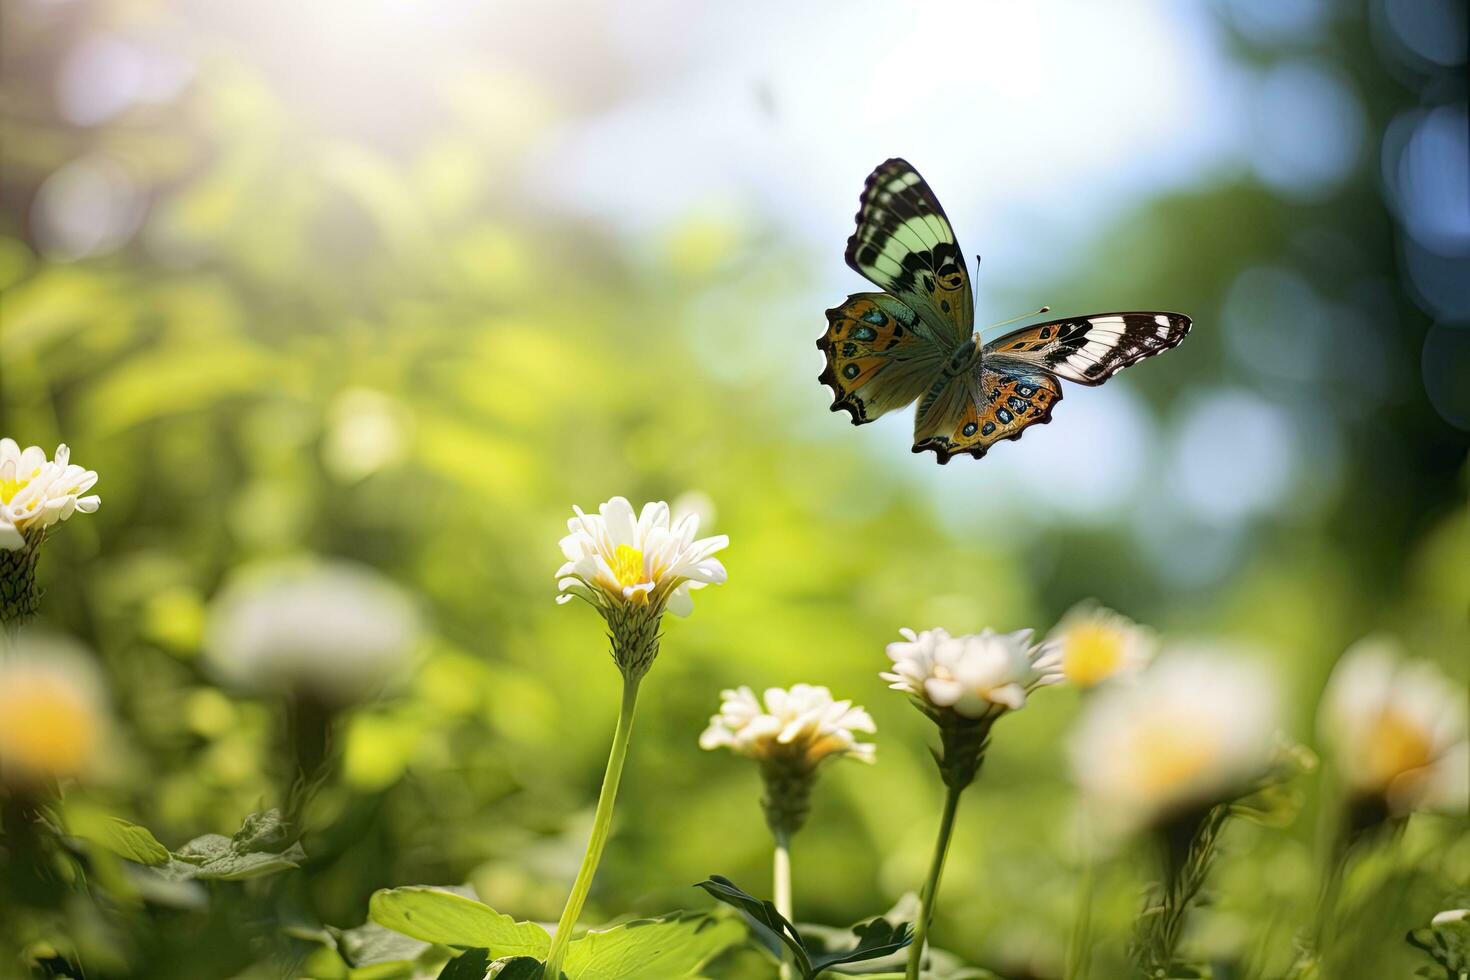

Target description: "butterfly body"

left=819, top=159, right=1192, bottom=464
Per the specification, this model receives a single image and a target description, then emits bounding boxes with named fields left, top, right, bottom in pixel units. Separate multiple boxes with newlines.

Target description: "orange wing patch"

left=818, top=292, right=944, bottom=425
left=912, top=368, right=1064, bottom=464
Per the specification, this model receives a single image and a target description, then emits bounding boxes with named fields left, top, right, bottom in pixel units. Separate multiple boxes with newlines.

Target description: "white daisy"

left=205, top=560, right=420, bottom=706
left=1318, top=635, right=1468, bottom=815
left=1070, top=649, right=1279, bottom=835
left=0, top=634, right=111, bottom=788
left=1049, top=600, right=1156, bottom=688
left=0, top=439, right=100, bottom=551
left=882, top=627, right=1062, bottom=719
left=556, top=496, right=727, bottom=618
left=700, top=683, right=876, bottom=769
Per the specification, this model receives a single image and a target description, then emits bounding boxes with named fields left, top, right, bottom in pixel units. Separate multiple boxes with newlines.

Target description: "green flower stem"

left=773, top=827, right=794, bottom=980
left=907, top=782, right=964, bottom=980
left=543, top=673, right=643, bottom=978
left=1066, top=832, right=1097, bottom=980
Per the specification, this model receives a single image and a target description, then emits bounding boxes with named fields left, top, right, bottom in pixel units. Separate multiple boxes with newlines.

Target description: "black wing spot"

left=981, top=421, right=996, bottom=436
left=941, top=299, right=951, bottom=313
left=1007, top=397, right=1028, bottom=412
left=1016, top=384, right=1034, bottom=396
left=1039, top=327, right=1051, bottom=340
left=860, top=309, right=888, bottom=325
left=842, top=363, right=860, bottom=380
left=997, top=408, right=1012, bottom=423
left=962, top=422, right=978, bottom=437
left=853, top=325, right=878, bottom=342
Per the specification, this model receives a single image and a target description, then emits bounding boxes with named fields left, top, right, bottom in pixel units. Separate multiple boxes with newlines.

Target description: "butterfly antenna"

left=982, top=305, right=1051, bottom=335
left=973, top=254, right=982, bottom=282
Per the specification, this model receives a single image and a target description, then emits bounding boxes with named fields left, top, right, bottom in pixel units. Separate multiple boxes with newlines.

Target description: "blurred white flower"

left=882, top=627, right=1062, bottom=718
left=0, top=635, right=110, bottom=788
left=1050, top=600, right=1156, bottom=688
left=700, top=683, right=876, bottom=769
left=0, top=439, right=100, bottom=550
left=1070, top=650, right=1279, bottom=835
left=205, top=560, right=420, bottom=706
left=1432, top=909, right=1470, bottom=926
left=1318, top=636, right=1468, bottom=815
left=556, top=496, right=727, bottom=618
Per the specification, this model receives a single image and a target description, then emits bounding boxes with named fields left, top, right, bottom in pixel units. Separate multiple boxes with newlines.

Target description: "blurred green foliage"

left=1, top=1, right=1467, bottom=978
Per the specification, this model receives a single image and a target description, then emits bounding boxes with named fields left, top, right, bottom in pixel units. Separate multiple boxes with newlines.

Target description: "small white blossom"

left=1070, top=649, right=1279, bottom=835
left=205, top=560, right=420, bottom=705
left=882, top=627, right=1062, bottom=718
left=0, top=635, right=111, bottom=787
left=556, top=496, right=727, bottom=618
left=1318, top=636, right=1468, bottom=815
left=700, top=683, right=876, bottom=769
left=1049, top=600, right=1156, bottom=688
left=1432, top=909, right=1470, bottom=926
left=0, top=439, right=100, bottom=550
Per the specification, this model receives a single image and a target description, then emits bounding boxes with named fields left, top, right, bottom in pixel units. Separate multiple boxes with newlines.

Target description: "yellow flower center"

left=1361, top=707, right=1433, bottom=789
left=0, top=676, right=100, bottom=782
left=1063, top=623, right=1126, bottom=687
left=1132, top=720, right=1217, bottom=796
left=0, top=476, right=25, bottom=504
left=612, top=544, right=647, bottom=590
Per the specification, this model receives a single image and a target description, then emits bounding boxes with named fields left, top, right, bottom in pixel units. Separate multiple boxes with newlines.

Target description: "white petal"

left=665, top=585, right=693, bottom=617
left=0, top=520, right=23, bottom=551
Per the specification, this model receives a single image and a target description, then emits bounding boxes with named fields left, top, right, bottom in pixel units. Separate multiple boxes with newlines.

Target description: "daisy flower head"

left=0, top=634, right=111, bottom=790
left=1318, top=635, right=1468, bottom=816
left=883, top=627, right=1063, bottom=719
left=1070, top=648, right=1280, bottom=838
left=205, top=560, right=420, bottom=707
left=701, top=683, right=874, bottom=834
left=1050, top=600, right=1156, bottom=689
left=883, top=626, right=1061, bottom=790
left=700, top=683, right=876, bottom=769
left=556, top=496, right=727, bottom=678
left=1, top=439, right=100, bottom=628
left=0, top=439, right=100, bottom=551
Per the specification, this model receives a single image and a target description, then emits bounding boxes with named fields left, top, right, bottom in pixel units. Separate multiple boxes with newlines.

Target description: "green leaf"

left=161, top=809, right=307, bottom=881
left=695, top=875, right=808, bottom=975
left=330, top=921, right=433, bottom=969
left=232, top=807, right=293, bottom=852
left=436, top=948, right=490, bottom=979
left=809, top=918, right=913, bottom=973
left=562, top=911, right=743, bottom=979
left=161, top=842, right=307, bottom=881
left=68, top=808, right=170, bottom=867
left=369, top=886, right=551, bottom=958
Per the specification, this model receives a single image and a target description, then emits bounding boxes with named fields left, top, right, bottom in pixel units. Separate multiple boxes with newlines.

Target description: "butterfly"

left=818, top=158, right=1192, bottom=464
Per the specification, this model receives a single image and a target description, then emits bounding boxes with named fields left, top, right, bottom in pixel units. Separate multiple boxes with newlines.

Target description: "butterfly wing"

left=982, top=312, right=1192, bottom=385
left=845, top=158, right=973, bottom=346
left=906, top=310, right=1191, bottom=463
left=819, top=293, right=947, bottom=424
left=911, top=367, right=1063, bottom=464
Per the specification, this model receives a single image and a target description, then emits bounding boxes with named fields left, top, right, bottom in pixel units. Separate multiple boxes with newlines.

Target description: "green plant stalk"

left=773, top=827, right=794, bottom=980
left=906, top=782, right=964, bottom=980
left=1066, top=833, right=1097, bottom=980
left=1136, top=805, right=1227, bottom=973
left=543, top=673, right=642, bottom=978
